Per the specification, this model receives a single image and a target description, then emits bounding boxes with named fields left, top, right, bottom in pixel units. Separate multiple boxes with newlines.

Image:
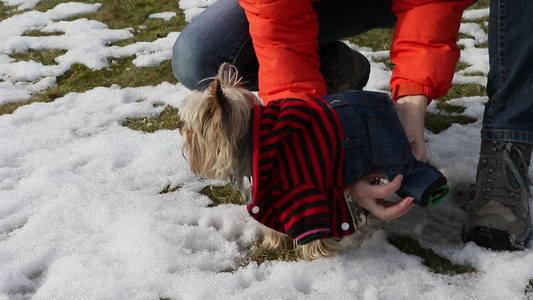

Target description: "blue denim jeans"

left=482, top=0, right=533, bottom=145
left=172, top=0, right=395, bottom=91
left=324, top=91, right=450, bottom=207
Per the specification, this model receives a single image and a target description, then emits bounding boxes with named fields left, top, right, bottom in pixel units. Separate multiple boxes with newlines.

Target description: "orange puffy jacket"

left=239, top=0, right=474, bottom=104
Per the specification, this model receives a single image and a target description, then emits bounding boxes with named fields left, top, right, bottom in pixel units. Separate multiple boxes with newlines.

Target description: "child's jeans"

left=323, top=90, right=449, bottom=206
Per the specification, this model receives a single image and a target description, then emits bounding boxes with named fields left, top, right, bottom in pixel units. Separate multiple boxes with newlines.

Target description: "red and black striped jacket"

left=248, top=97, right=356, bottom=245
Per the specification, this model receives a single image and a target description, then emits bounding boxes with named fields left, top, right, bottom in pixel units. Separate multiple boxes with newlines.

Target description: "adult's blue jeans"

left=483, top=0, right=533, bottom=144
left=172, top=0, right=395, bottom=92
left=324, top=90, right=450, bottom=207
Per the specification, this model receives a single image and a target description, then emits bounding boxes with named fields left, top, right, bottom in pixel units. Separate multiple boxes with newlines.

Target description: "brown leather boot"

left=462, top=140, right=532, bottom=250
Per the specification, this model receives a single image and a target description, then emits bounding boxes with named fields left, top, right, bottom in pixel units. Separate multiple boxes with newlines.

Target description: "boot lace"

left=476, top=142, right=530, bottom=212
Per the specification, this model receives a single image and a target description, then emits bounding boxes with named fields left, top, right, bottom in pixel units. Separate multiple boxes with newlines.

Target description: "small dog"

left=178, top=63, right=343, bottom=260
left=178, top=63, right=449, bottom=261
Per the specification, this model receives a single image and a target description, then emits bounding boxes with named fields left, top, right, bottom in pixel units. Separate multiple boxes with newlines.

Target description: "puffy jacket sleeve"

left=238, top=0, right=326, bottom=104
left=390, top=0, right=474, bottom=101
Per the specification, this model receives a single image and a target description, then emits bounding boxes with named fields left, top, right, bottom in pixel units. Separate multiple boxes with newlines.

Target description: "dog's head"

left=178, top=63, right=260, bottom=183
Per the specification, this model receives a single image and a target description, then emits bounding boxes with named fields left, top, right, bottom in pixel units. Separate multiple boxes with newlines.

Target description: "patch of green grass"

left=22, top=30, right=63, bottom=37
left=478, top=20, right=489, bottom=36
left=423, top=84, right=485, bottom=133
left=455, top=61, right=470, bottom=73
left=435, top=102, right=466, bottom=114
left=372, top=56, right=394, bottom=71
left=0, top=3, right=9, bottom=20
left=463, top=71, right=485, bottom=77
left=10, top=49, right=67, bottom=65
left=0, top=57, right=178, bottom=116
left=50, top=57, right=174, bottom=92
left=247, top=243, right=299, bottom=266
left=0, top=2, right=18, bottom=20
left=461, top=17, right=489, bottom=38
left=457, top=31, right=483, bottom=43
left=123, top=105, right=181, bottom=132
left=457, top=32, right=473, bottom=41
left=3, top=56, right=178, bottom=115
left=346, top=28, right=394, bottom=51
left=1, top=99, right=46, bottom=116
left=435, top=84, right=487, bottom=102
left=34, top=0, right=186, bottom=44
left=1, top=57, right=176, bottom=116
left=477, top=41, right=488, bottom=49
left=1, top=0, right=184, bottom=115
left=468, top=0, right=490, bottom=10
left=457, top=36, right=488, bottom=50
left=159, top=182, right=181, bottom=194
left=425, top=112, right=476, bottom=134
left=388, top=235, right=476, bottom=275
left=463, top=0, right=490, bottom=39
left=199, top=184, right=246, bottom=207
left=225, top=243, right=300, bottom=272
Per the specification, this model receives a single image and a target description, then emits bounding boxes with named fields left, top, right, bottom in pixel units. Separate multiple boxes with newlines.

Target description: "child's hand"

left=350, top=173, right=415, bottom=221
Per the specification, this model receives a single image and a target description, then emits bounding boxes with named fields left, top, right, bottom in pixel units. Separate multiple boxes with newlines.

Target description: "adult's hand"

left=350, top=173, right=414, bottom=221
left=396, top=95, right=428, bottom=161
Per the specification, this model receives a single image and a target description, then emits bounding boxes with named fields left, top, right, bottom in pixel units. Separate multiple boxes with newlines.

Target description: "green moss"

left=123, top=105, right=181, bottom=132
left=436, top=84, right=487, bottom=102
left=10, top=49, right=67, bottom=65
left=247, top=243, right=299, bottom=265
left=372, top=56, right=394, bottom=71
left=1, top=0, right=186, bottom=115
left=34, top=0, right=187, bottom=44
left=468, top=0, right=490, bottom=10
left=199, top=184, right=246, bottom=207
left=346, top=28, right=394, bottom=52
left=425, top=113, right=476, bottom=134
left=463, top=71, right=485, bottom=77
left=159, top=182, right=181, bottom=194
left=0, top=2, right=15, bottom=20
left=388, top=235, right=476, bottom=275
left=1, top=57, right=177, bottom=115
left=455, top=61, right=471, bottom=73
left=22, top=30, right=63, bottom=37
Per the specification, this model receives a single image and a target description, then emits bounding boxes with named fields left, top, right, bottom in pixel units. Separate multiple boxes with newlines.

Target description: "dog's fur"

left=178, top=63, right=342, bottom=260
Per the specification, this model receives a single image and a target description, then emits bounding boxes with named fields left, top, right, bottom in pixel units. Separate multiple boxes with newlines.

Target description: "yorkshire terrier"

left=178, top=63, right=450, bottom=261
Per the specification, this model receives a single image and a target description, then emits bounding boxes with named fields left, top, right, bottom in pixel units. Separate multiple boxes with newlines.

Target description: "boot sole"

left=461, top=226, right=531, bottom=251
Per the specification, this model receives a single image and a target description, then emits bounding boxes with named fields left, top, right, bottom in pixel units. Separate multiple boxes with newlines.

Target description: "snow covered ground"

left=1, top=1, right=532, bottom=299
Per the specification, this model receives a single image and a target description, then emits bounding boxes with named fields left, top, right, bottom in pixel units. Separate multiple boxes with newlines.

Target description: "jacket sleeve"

left=238, top=0, right=326, bottom=104
left=390, top=0, right=474, bottom=101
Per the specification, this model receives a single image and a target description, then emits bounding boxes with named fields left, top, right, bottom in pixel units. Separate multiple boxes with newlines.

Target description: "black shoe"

left=319, top=41, right=371, bottom=94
